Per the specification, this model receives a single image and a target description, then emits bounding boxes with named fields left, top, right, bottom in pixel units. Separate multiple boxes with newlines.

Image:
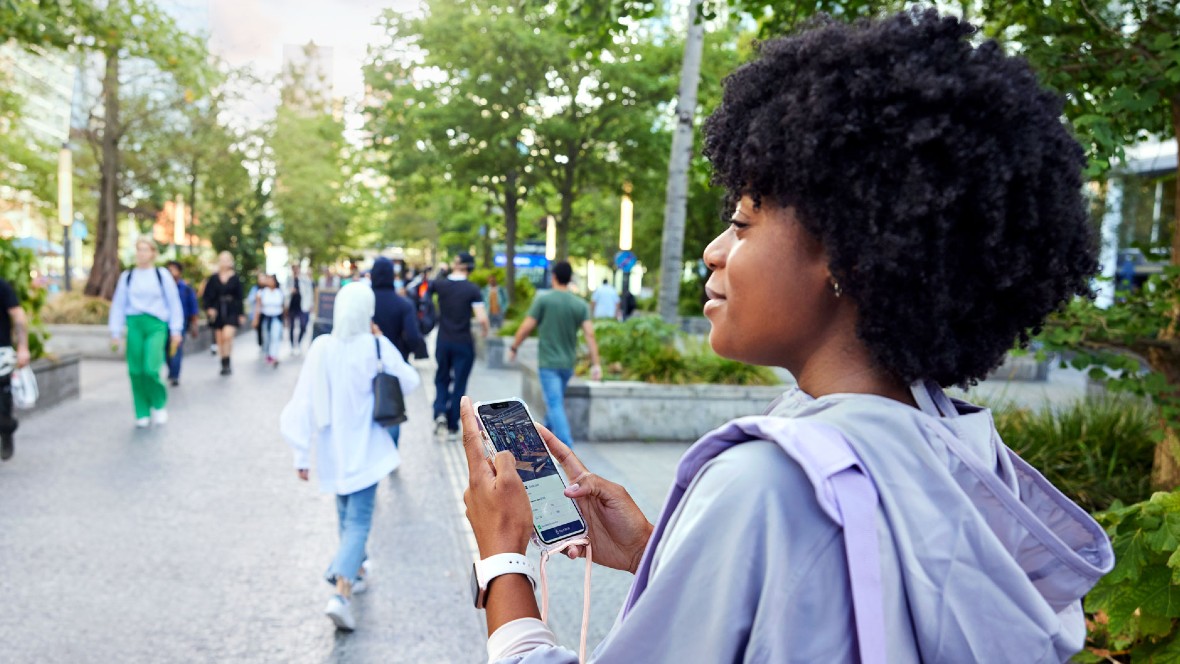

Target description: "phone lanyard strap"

left=539, top=537, right=593, bottom=663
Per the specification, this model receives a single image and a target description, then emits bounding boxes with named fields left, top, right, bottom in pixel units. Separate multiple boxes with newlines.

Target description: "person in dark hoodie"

left=370, top=257, right=422, bottom=448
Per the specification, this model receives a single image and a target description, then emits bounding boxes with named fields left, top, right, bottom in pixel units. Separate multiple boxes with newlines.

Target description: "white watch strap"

left=477, top=553, right=538, bottom=590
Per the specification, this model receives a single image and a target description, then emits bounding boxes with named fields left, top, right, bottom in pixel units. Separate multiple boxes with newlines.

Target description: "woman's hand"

left=460, top=397, right=533, bottom=558
left=538, top=424, right=654, bottom=573
left=205, top=308, right=217, bottom=321
left=296, top=469, right=309, bottom=481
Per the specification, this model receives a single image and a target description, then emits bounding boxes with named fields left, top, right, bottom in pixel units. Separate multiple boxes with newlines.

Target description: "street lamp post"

left=619, top=183, right=634, bottom=300
left=58, top=143, right=73, bottom=292
left=173, top=194, right=185, bottom=258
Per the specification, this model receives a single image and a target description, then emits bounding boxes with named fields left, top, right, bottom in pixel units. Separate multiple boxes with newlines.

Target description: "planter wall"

left=522, top=364, right=784, bottom=442
left=24, top=353, right=81, bottom=415
left=46, top=323, right=231, bottom=360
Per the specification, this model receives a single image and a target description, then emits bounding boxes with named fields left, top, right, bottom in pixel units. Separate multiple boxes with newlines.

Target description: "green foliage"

left=992, top=398, right=1155, bottom=513
left=0, top=238, right=47, bottom=358
left=1082, top=491, right=1180, bottom=661
left=271, top=103, right=349, bottom=267
left=591, top=317, right=778, bottom=385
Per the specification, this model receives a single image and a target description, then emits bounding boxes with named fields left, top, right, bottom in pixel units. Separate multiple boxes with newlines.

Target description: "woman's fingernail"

left=565, top=484, right=580, bottom=494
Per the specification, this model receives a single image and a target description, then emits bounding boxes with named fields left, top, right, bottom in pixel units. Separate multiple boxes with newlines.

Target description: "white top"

left=258, top=288, right=285, bottom=317
left=591, top=285, right=619, bottom=318
left=280, top=333, right=421, bottom=495
left=108, top=267, right=184, bottom=337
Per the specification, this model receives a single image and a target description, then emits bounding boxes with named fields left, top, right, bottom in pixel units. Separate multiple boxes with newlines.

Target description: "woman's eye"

left=729, top=220, right=750, bottom=231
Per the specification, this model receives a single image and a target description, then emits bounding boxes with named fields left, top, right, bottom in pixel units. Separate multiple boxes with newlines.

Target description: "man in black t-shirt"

left=0, top=277, right=31, bottom=461
left=431, top=253, right=489, bottom=439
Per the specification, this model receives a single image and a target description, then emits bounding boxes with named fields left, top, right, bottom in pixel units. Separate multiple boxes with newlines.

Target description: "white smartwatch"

left=471, top=553, right=538, bottom=609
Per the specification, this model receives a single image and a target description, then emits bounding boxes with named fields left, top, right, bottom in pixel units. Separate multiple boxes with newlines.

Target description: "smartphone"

left=475, top=398, right=588, bottom=546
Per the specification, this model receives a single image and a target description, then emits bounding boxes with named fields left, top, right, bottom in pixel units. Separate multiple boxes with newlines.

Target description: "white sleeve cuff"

left=487, top=617, right=558, bottom=661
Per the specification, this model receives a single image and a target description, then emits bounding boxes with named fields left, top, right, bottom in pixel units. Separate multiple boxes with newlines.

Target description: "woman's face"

left=135, top=242, right=155, bottom=266
left=703, top=196, right=838, bottom=369
left=218, top=252, right=233, bottom=271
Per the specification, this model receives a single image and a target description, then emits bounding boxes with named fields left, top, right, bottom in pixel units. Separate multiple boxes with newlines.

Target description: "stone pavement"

left=0, top=337, right=689, bottom=663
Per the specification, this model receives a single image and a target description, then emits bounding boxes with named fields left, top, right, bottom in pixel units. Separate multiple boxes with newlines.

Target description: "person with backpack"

left=458, top=12, right=1112, bottom=662
left=108, top=238, right=184, bottom=428
left=164, top=261, right=200, bottom=387
left=405, top=268, right=435, bottom=359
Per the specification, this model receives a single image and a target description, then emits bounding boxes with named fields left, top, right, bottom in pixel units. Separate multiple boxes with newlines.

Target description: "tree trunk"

left=84, top=50, right=121, bottom=300
left=504, top=170, right=519, bottom=301
left=556, top=153, right=576, bottom=261
left=188, top=157, right=198, bottom=255
left=1151, top=96, right=1180, bottom=490
left=657, top=0, right=705, bottom=324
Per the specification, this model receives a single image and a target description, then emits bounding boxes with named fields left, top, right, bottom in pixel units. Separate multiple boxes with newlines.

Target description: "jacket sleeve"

left=401, top=302, right=422, bottom=349
left=201, top=278, right=216, bottom=310
left=162, top=269, right=184, bottom=335
left=280, top=339, right=324, bottom=469
left=108, top=272, right=127, bottom=338
left=378, top=335, right=420, bottom=394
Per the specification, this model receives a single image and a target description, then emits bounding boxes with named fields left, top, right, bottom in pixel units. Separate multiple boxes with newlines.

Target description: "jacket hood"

left=766, top=381, right=1114, bottom=662
left=370, top=257, right=395, bottom=288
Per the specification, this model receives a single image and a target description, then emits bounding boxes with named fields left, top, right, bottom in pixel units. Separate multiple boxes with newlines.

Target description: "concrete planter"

left=485, top=336, right=509, bottom=369
left=24, top=353, right=81, bottom=415
left=522, top=364, right=784, bottom=442
left=46, top=323, right=230, bottom=360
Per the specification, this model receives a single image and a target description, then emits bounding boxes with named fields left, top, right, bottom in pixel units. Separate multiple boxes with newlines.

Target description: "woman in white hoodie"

left=280, top=282, right=421, bottom=631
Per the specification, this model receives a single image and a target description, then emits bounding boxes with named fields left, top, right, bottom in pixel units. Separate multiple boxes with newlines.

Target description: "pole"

left=58, top=143, right=73, bottom=292
left=63, top=223, right=71, bottom=292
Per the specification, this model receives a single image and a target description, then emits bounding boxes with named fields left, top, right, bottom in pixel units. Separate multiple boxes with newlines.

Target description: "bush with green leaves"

left=1078, top=491, right=1180, bottom=662
left=0, top=238, right=47, bottom=358
left=589, top=316, right=777, bottom=386
left=992, top=398, right=1156, bottom=513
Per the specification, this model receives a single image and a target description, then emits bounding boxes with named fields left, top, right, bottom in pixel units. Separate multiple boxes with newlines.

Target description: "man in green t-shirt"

left=508, top=261, right=601, bottom=446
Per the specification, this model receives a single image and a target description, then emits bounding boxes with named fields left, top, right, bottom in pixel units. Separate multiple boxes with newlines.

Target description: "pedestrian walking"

left=482, top=273, right=509, bottom=330
left=285, top=264, right=313, bottom=355
left=164, top=261, right=201, bottom=387
left=590, top=278, right=619, bottom=320
left=246, top=270, right=264, bottom=351
left=619, top=288, right=637, bottom=320
left=108, top=238, right=184, bottom=428
left=254, top=274, right=285, bottom=366
left=405, top=268, right=435, bottom=359
left=370, top=257, right=423, bottom=449
left=279, top=282, right=421, bottom=632
left=508, top=261, right=601, bottom=447
left=202, top=251, right=244, bottom=376
left=460, top=12, right=1112, bottom=662
left=0, top=275, right=31, bottom=460
left=431, top=252, right=488, bottom=440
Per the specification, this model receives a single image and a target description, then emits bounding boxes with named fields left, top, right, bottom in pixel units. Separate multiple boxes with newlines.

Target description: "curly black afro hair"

left=702, top=9, right=1098, bottom=387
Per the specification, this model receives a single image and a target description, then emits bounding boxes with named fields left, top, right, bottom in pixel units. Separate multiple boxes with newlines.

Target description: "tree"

left=71, top=0, right=212, bottom=299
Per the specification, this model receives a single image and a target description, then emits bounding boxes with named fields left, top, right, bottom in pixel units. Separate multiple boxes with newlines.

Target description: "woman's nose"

left=703, top=229, right=730, bottom=272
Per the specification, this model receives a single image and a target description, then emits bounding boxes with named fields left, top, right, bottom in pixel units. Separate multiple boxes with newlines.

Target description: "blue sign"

left=615, top=250, right=638, bottom=272
left=494, top=253, right=549, bottom=269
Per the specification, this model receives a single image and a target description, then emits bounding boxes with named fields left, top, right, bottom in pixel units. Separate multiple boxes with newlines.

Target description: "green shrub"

left=588, top=317, right=777, bottom=386
left=1077, top=491, right=1180, bottom=662
left=42, top=293, right=111, bottom=325
left=993, top=398, right=1155, bottom=513
left=0, top=238, right=48, bottom=358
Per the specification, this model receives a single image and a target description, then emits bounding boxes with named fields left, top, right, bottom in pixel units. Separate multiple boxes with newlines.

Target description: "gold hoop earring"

left=831, top=279, right=843, bottom=298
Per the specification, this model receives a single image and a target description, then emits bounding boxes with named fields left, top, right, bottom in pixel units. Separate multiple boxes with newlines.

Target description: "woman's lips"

left=705, top=285, right=726, bottom=301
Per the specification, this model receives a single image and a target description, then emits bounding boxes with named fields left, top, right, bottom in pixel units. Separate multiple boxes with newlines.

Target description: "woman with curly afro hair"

left=460, top=9, right=1114, bottom=663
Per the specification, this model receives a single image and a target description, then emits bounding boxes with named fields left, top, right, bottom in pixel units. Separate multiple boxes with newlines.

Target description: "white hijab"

left=332, top=282, right=374, bottom=338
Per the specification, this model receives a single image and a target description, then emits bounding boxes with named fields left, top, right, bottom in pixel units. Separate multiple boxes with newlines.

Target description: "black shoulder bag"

left=373, top=337, right=408, bottom=427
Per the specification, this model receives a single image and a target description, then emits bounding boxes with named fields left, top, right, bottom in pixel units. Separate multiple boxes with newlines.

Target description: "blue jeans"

left=539, top=367, right=574, bottom=447
left=386, top=425, right=400, bottom=448
left=289, top=309, right=309, bottom=346
left=261, top=316, right=283, bottom=358
left=325, top=483, right=378, bottom=586
left=434, top=339, right=475, bottom=432
left=166, top=336, right=184, bottom=380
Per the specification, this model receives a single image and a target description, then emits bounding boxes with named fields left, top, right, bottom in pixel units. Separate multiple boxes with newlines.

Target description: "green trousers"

left=126, top=314, right=168, bottom=419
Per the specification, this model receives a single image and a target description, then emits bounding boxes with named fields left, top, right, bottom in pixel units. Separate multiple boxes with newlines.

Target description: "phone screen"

left=478, top=400, right=587, bottom=544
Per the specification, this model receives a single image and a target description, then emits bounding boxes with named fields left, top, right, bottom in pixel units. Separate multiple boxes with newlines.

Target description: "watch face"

left=470, top=563, right=481, bottom=609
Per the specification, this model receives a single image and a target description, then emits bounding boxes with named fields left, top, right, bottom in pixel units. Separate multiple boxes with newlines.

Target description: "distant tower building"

left=282, top=42, right=335, bottom=113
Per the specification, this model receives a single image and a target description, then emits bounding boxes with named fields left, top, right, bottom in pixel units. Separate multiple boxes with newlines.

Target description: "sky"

left=167, top=0, right=420, bottom=134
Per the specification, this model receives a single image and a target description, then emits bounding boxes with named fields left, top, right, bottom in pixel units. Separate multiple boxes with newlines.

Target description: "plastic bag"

left=11, top=365, right=37, bottom=409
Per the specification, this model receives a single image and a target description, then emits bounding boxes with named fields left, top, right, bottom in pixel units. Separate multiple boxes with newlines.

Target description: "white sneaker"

left=151, top=408, right=168, bottom=425
left=324, top=595, right=356, bottom=631
left=135, top=417, right=150, bottom=428
left=352, top=561, right=371, bottom=595
left=434, top=415, right=448, bottom=439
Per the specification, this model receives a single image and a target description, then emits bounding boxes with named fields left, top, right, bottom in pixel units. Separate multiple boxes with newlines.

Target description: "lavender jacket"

left=491, top=382, right=1114, bottom=662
